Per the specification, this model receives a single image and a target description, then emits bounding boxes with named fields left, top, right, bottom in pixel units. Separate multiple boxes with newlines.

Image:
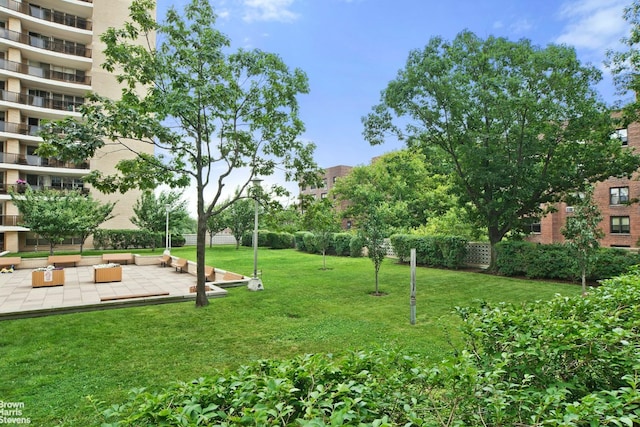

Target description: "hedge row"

left=294, top=232, right=364, bottom=257
left=241, top=230, right=295, bottom=249
left=93, top=229, right=168, bottom=250
left=389, top=234, right=468, bottom=269
left=495, top=240, right=640, bottom=281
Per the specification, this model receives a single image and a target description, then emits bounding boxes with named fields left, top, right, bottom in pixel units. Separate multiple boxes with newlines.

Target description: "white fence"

left=183, top=233, right=236, bottom=246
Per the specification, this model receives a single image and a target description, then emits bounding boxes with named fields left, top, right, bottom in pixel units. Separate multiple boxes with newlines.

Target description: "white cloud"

left=555, top=0, right=627, bottom=52
left=242, top=0, right=299, bottom=23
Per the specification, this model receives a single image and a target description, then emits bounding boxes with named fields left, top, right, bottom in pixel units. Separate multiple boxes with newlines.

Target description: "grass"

left=0, top=246, right=581, bottom=426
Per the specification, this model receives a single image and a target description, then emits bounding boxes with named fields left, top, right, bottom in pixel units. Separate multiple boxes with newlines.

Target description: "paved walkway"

left=0, top=264, right=228, bottom=320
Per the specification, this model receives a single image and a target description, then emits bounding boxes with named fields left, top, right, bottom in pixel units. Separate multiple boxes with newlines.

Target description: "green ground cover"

left=0, top=246, right=581, bottom=426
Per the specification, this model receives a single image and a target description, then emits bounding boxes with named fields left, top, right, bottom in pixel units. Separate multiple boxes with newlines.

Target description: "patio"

left=0, top=263, right=230, bottom=320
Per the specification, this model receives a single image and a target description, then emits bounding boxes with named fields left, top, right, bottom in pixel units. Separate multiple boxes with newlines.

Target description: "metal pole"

left=410, top=248, right=416, bottom=325
left=249, top=178, right=263, bottom=291
left=165, top=204, right=170, bottom=252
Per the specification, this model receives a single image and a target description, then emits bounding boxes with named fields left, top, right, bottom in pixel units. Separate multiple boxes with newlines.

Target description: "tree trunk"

left=322, top=249, right=326, bottom=270
left=581, top=266, right=587, bottom=294
left=195, top=202, right=209, bottom=308
left=487, top=226, right=503, bottom=272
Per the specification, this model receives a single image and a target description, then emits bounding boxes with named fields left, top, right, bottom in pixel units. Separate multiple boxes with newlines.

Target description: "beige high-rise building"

left=0, top=0, right=154, bottom=252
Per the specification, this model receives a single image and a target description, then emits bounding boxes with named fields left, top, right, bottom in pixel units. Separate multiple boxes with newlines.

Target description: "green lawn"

left=0, top=246, right=581, bottom=426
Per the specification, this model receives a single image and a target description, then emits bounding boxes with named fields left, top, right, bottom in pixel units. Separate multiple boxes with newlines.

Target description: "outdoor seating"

left=172, top=258, right=188, bottom=273
left=204, top=266, right=216, bottom=282
left=102, top=253, right=133, bottom=265
left=159, top=254, right=171, bottom=267
left=48, top=254, right=81, bottom=267
left=0, top=256, right=21, bottom=269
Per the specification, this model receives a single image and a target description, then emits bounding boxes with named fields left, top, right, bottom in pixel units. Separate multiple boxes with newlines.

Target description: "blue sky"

left=156, top=0, right=631, bottom=169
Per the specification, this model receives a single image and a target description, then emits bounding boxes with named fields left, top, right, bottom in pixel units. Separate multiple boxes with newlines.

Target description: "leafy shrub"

left=241, top=230, right=270, bottom=247
left=333, top=233, right=353, bottom=256
left=294, top=231, right=312, bottom=251
left=266, top=231, right=294, bottom=249
left=93, top=229, right=162, bottom=250
left=496, top=241, right=640, bottom=282
left=390, top=234, right=468, bottom=268
left=349, top=234, right=364, bottom=257
left=302, top=232, right=318, bottom=254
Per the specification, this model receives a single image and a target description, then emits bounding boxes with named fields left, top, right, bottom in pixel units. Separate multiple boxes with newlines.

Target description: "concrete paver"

left=0, top=264, right=230, bottom=319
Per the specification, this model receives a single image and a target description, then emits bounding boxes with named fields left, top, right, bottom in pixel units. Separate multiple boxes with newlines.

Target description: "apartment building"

left=527, top=121, right=640, bottom=248
left=299, top=164, right=354, bottom=228
left=0, top=0, right=153, bottom=252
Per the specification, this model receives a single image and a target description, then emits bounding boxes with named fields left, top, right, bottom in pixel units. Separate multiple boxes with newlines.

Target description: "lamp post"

left=248, top=178, right=264, bottom=291
left=165, top=204, right=170, bottom=253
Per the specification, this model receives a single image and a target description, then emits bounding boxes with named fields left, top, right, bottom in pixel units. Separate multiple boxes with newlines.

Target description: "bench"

left=171, top=258, right=188, bottom=273
left=100, top=292, right=170, bottom=302
left=204, top=266, right=216, bottom=282
left=0, top=257, right=21, bottom=268
left=159, top=254, right=171, bottom=267
left=102, top=253, right=133, bottom=265
left=48, top=254, right=81, bottom=267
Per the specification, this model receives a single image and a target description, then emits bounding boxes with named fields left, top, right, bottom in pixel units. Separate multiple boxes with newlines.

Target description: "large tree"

left=38, top=0, right=318, bottom=306
left=131, top=190, right=191, bottom=236
left=11, top=188, right=114, bottom=254
left=331, top=149, right=456, bottom=233
left=364, top=30, right=640, bottom=269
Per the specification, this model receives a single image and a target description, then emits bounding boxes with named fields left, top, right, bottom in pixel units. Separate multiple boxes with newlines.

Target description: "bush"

left=241, top=230, right=270, bottom=247
left=93, top=229, right=162, bottom=250
left=496, top=241, right=640, bottom=282
left=266, top=231, right=294, bottom=249
left=302, top=232, right=318, bottom=254
left=294, top=231, right=312, bottom=251
left=349, top=234, right=364, bottom=257
left=333, top=233, right=353, bottom=256
left=389, top=234, right=468, bottom=269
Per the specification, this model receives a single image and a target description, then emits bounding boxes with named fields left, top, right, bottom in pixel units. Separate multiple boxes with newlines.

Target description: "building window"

left=529, top=222, right=541, bottom=233
left=320, top=193, right=327, bottom=199
left=610, top=187, right=629, bottom=205
left=611, top=216, right=630, bottom=234
left=612, top=128, right=628, bottom=146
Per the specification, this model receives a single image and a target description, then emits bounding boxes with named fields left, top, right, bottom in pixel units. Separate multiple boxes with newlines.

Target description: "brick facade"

left=527, top=121, right=640, bottom=248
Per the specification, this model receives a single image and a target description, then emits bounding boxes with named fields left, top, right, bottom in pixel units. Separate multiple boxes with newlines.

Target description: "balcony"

left=0, top=120, right=40, bottom=136
left=0, top=89, right=83, bottom=112
left=0, top=0, right=92, bottom=30
left=0, top=28, right=91, bottom=58
left=0, top=214, right=22, bottom=226
left=0, top=183, right=89, bottom=194
left=0, top=152, right=89, bottom=169
left=0, top=58, right=90, bottom=85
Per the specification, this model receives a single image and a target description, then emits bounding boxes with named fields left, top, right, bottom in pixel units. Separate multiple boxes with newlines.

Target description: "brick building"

left=299, top=164, right=353, bottom=228
left=527, top=122, right=640, bottom=248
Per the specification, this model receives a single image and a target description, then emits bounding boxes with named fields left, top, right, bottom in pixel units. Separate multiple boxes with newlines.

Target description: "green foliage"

left=365, top=30, right=640, bottom=269
left=331, top=149, right=456, bottom=231
left=11, top=188, right=114, bottom=254
left=131, top=190, right=191, bottom=234
left=93, top=229, right=162, bottom=250
left=266, top=231, right=294, bottom=249
left=294, top=231, right=313, bottom=252
left=496, top=241, right=640, bottom=281
left=333, top=233, right=353, bottom=256
left=224, top=198, right=255, bottom=249
left=349, top=234, right=364, bottom=257
left=302, top=232, right=318, bottom=254
left=390, top=234, right=469, bottom=269
left=93, top=269, right=640, bottom=426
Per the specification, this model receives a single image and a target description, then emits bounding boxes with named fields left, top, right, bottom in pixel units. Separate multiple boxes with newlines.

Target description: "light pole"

left=165, top=204, right=170, bottom=253
left=248, top=178, right=264, bottom=291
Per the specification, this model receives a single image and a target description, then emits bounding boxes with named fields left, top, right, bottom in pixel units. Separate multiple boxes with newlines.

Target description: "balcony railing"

left=0, top=58, right=91, bottom=85
left=0, top=183, right=89, bottom=194
left=0, top=120, right=40, bottom=136
left=0, top=0, right=92, bottom=30
left=0, top=214, right=23, bottom=226
left=0, top=152, right=89, bottom=169
left=0, top=28, right=91, bottom=58
left=0, top=89, right=84, bottom=112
